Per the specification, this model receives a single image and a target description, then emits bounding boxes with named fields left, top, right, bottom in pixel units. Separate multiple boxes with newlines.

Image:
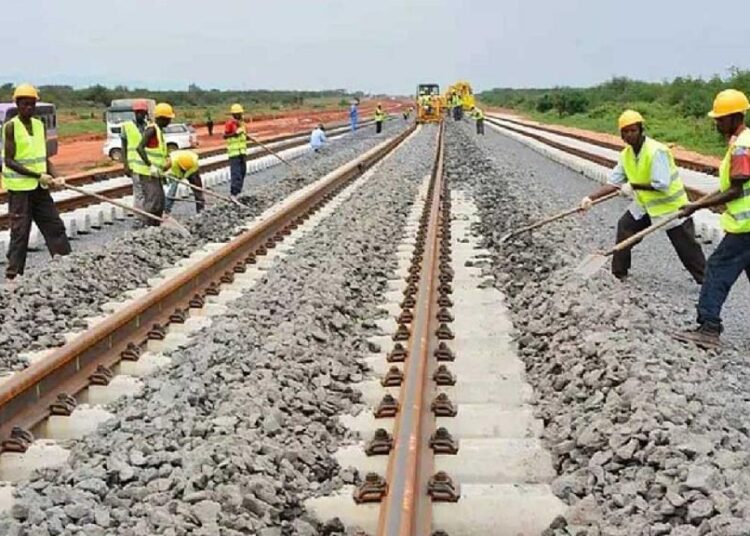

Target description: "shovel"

left=499, top=191, right=619, bottom=244
left=575, top=190, right=717, bottom=278
left=62, top=182, right=191, bottom=236
left=246, top=134, right=303, bottom=177
left=165, top=175, right=245, bottom=208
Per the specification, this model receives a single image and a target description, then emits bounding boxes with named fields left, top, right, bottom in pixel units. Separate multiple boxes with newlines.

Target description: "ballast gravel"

left=0, top=125, right=436, bottom=536
left=0, top=122, right=409, bottom=374
left=444, top=121, right=750, bottom=535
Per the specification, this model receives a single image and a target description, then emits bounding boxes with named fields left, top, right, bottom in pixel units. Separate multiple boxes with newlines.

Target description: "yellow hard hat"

left=708, top=89, right=750, bottom=118
left=13, top=83, right=39, bottom=101
left=154, top=102, right=175, bottom=119
left=230, top=103, right=244, bottom=114
left=175, top=151, right=199, bottom=170
left=618, top=109, right=645, bottom=130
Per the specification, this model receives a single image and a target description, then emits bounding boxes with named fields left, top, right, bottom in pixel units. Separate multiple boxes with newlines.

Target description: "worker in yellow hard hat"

left=674, top=89, right=750, bottom=349
left=2, top=83, right=71, bottom=284
left=135, top=102, right=174, bottom=225
left=164, top=149, right=205, bottom=215
left=374, top=103, right=386, bottom=134
left=579, top=109, right=705, bottom=282
left=223, top=103, right=247, bottom=198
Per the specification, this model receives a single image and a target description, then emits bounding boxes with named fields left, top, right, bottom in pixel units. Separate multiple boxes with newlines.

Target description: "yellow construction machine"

left=446, top=81, right=475, bottom=111
left=416, top=83, right=442, bottom=123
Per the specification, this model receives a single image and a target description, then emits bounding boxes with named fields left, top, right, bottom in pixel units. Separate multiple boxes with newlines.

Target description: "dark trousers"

left=229, top=156, right=247, bottom=196
left=164, top=173, right=206, bottom=214
left=612, top=211, right=705, bottom=283
left=139, top=175, right=165, bottom=225
left=6, top=187, right=71, bottom=278
left=476, top=119, right=485, bottom=135
left=697, top=232, right=750, bottom=328
left=376, top=121, right=383, bottom=134
left=207, top=121, right=214, bottom=136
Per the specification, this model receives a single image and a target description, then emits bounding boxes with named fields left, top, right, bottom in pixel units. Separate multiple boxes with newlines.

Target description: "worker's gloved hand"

left=39, top=173, right=54, bottom=187
left=619, top=183, right=634, bottom=197
left=52, top=177, right=66, bottom=188
left=579, top=196, right=593, bottom=211
left=149, top=165, right=163, bottom=178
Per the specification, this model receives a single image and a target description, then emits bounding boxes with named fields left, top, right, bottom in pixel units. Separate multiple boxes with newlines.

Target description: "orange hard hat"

left=132, top=100, right=149, bottom=112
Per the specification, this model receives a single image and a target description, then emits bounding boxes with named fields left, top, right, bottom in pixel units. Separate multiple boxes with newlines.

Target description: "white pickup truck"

left=103, top=123, right=198, bottom=161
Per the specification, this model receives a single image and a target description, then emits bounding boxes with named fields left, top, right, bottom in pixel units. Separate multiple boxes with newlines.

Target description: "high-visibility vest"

left=169, top=150, right=200, bottom=180
left=719, top=128, right=750, bottom=234
left=375, top=108, right=385, bottom=121
left=1, top=117, right=47, bottom=191
left=473, top=108, right=484, bottom=120
left=621, top=137, right=687, bottom=218
left=226, top=121, right=247, bottom=158
left=144, top=123, right=167, bottom=177
left=122, top=120, right=149, bottom=176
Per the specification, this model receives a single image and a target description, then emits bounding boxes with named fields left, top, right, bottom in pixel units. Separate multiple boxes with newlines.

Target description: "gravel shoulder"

left=444, top=121, right=750, bottom=535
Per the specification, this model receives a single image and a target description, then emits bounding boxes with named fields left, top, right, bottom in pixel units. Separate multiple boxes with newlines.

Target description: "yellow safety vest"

left=122, top=120, right=149, bottom=176
left=226, top=121, right=247, bottom=158
left=621, top=137, right=687, bottom=218
left=473, top=108, right=484, bottom=120
left=144, top=123, right=167, bottom=177
left=719, top=128, right=750, bottom=234
left=169, top=150, right=200, bottom=180
left=375, top=109, right=385, bottom=122
left=1, top=117, right=47, bottom=191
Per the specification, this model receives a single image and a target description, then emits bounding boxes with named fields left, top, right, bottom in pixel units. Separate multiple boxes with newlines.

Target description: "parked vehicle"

left=102, top=98, right=156, bottom=161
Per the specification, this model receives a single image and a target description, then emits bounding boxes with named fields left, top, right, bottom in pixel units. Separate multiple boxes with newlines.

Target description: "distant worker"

left=471, top=106, right=485, bottom=135
left=2, top=84, right=70, bottom=283
left=350, top=99, right=359, bottom=132
left=310, top=123, right=327, bottom=152
left=675, top=89, right=750, bottom=349
left=579, top=110, right=705, bottom=283
left=374, top=103, right=386, bottom=134
left=121, top=99, right=150, bottom=220
left=165, top=150, right=205, bottom=216
left=136, top=102, right=174, bottom=225
left=206, top=110, right=214, bottom=137
left=451, top=92, right=462, bottom=121
left=223, top=104, right=247, bottom=198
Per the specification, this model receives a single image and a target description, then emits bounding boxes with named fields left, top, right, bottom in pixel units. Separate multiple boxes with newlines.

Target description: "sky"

left=2, top=0, right=748, bottom=94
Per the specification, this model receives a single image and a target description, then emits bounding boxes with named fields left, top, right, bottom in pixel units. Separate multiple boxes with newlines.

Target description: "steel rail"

left=0, top=123, right=416, bottom=451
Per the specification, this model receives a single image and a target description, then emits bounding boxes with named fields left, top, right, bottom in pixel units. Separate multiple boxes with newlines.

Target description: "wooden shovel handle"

left=64, top=183, right=165, bottom=224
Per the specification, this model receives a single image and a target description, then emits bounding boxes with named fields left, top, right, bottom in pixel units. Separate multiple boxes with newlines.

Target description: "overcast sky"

left=2, top=0, right=747, bottom=94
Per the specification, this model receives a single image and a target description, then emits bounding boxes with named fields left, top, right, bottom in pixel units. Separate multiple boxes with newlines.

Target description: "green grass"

left=515, top=101, right=728, bottom=157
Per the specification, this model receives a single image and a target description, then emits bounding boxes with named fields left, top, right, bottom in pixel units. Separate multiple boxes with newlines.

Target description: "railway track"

left=0, top=121, right=368, bottom=231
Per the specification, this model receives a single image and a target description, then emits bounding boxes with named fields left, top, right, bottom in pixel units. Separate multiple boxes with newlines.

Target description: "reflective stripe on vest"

left=1, top=117, right=47, bottom=191
left=122, top=121, right=149, bottom=176
left=144, top=123, right=167, bottom=176
left=621, top=137, right=687, bottom=217
left=719, top=129, right=750, bottom=234
left=226, top=122, right=247, bottom=158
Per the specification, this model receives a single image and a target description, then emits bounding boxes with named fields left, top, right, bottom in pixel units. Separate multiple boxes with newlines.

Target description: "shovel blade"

left=161, top=215, right=191, bottom=237
left=498, top=231, right=514, bottom=244
left=575, top=253, right=608, bottom=278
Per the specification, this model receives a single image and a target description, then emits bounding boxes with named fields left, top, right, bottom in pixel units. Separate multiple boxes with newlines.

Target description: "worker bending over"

left=310, top=124, right=327, bottom=152
left=471, top=106, right=485, bottom=135
left=580, top=110, right=705, bottom=282
left=224, top=104, right=247, bottom=198
left=136, top=102, right=174, bottom=225
left=2, top=84, right=70, bottom=283
left=121, top=100, right=150, bottom=219
left=374, top=104, right=386, bottom=134
left=675, top=90, right=750, bottom=349
left=164, top=150, right=205, bottom=216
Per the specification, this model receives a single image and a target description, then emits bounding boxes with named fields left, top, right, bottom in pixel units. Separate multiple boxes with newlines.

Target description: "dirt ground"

left=51, top=101, right=406, bottom=177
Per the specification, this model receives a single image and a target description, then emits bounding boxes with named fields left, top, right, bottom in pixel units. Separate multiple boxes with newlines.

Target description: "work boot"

left=672, top=323, right=721, bottom=350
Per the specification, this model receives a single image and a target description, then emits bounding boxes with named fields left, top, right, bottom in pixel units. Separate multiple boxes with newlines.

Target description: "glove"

left=149, top=164, right=163, bottom=178
left=39, top=173, right=54, bottom=187
left=52, top=177, right=66, bottom=188
left=579, top=196, right=593, bottom=211
left=619, top=183, right=634, bottom=197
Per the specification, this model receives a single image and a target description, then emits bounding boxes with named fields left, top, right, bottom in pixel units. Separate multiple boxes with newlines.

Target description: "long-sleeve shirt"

left=310, top=128, right=327, bottom=149
left=350, top=105, right=358, bottom=120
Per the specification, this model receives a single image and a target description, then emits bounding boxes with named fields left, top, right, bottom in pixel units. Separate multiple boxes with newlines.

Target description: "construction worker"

left=206, top=110, right=214, bottom=137
left=374, top=104, right=385, bottom=134
left=471, top=106, right=485, bottom=135
left=452, top=92, right=462, bottom=121
left=136, top=102, right=173, bottom=225
left=2, top=84, right=70, bottom=283
left=223, top=104, right=247, bottom=198
left=674, top=90, right=750, bottom=349
left=310, top=123, right=327, bottom=153
left=349, top=99, right=359, bottom=132
left=579, top=110, right=705, bottom=283
left=164, top=150, right=205, bottom=215
left=121, top=100, right=150, bottom=220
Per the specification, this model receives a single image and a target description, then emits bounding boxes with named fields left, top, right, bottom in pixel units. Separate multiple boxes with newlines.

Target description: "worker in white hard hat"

left=224, top=103, right=247, bottom=198
left=579, top=109, right=705, bottom=283
left=2, top=84, right=70, bottom=283
left=136, top=102, right=174, bottom=224
left=164, top=150, right=205, bottom=215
